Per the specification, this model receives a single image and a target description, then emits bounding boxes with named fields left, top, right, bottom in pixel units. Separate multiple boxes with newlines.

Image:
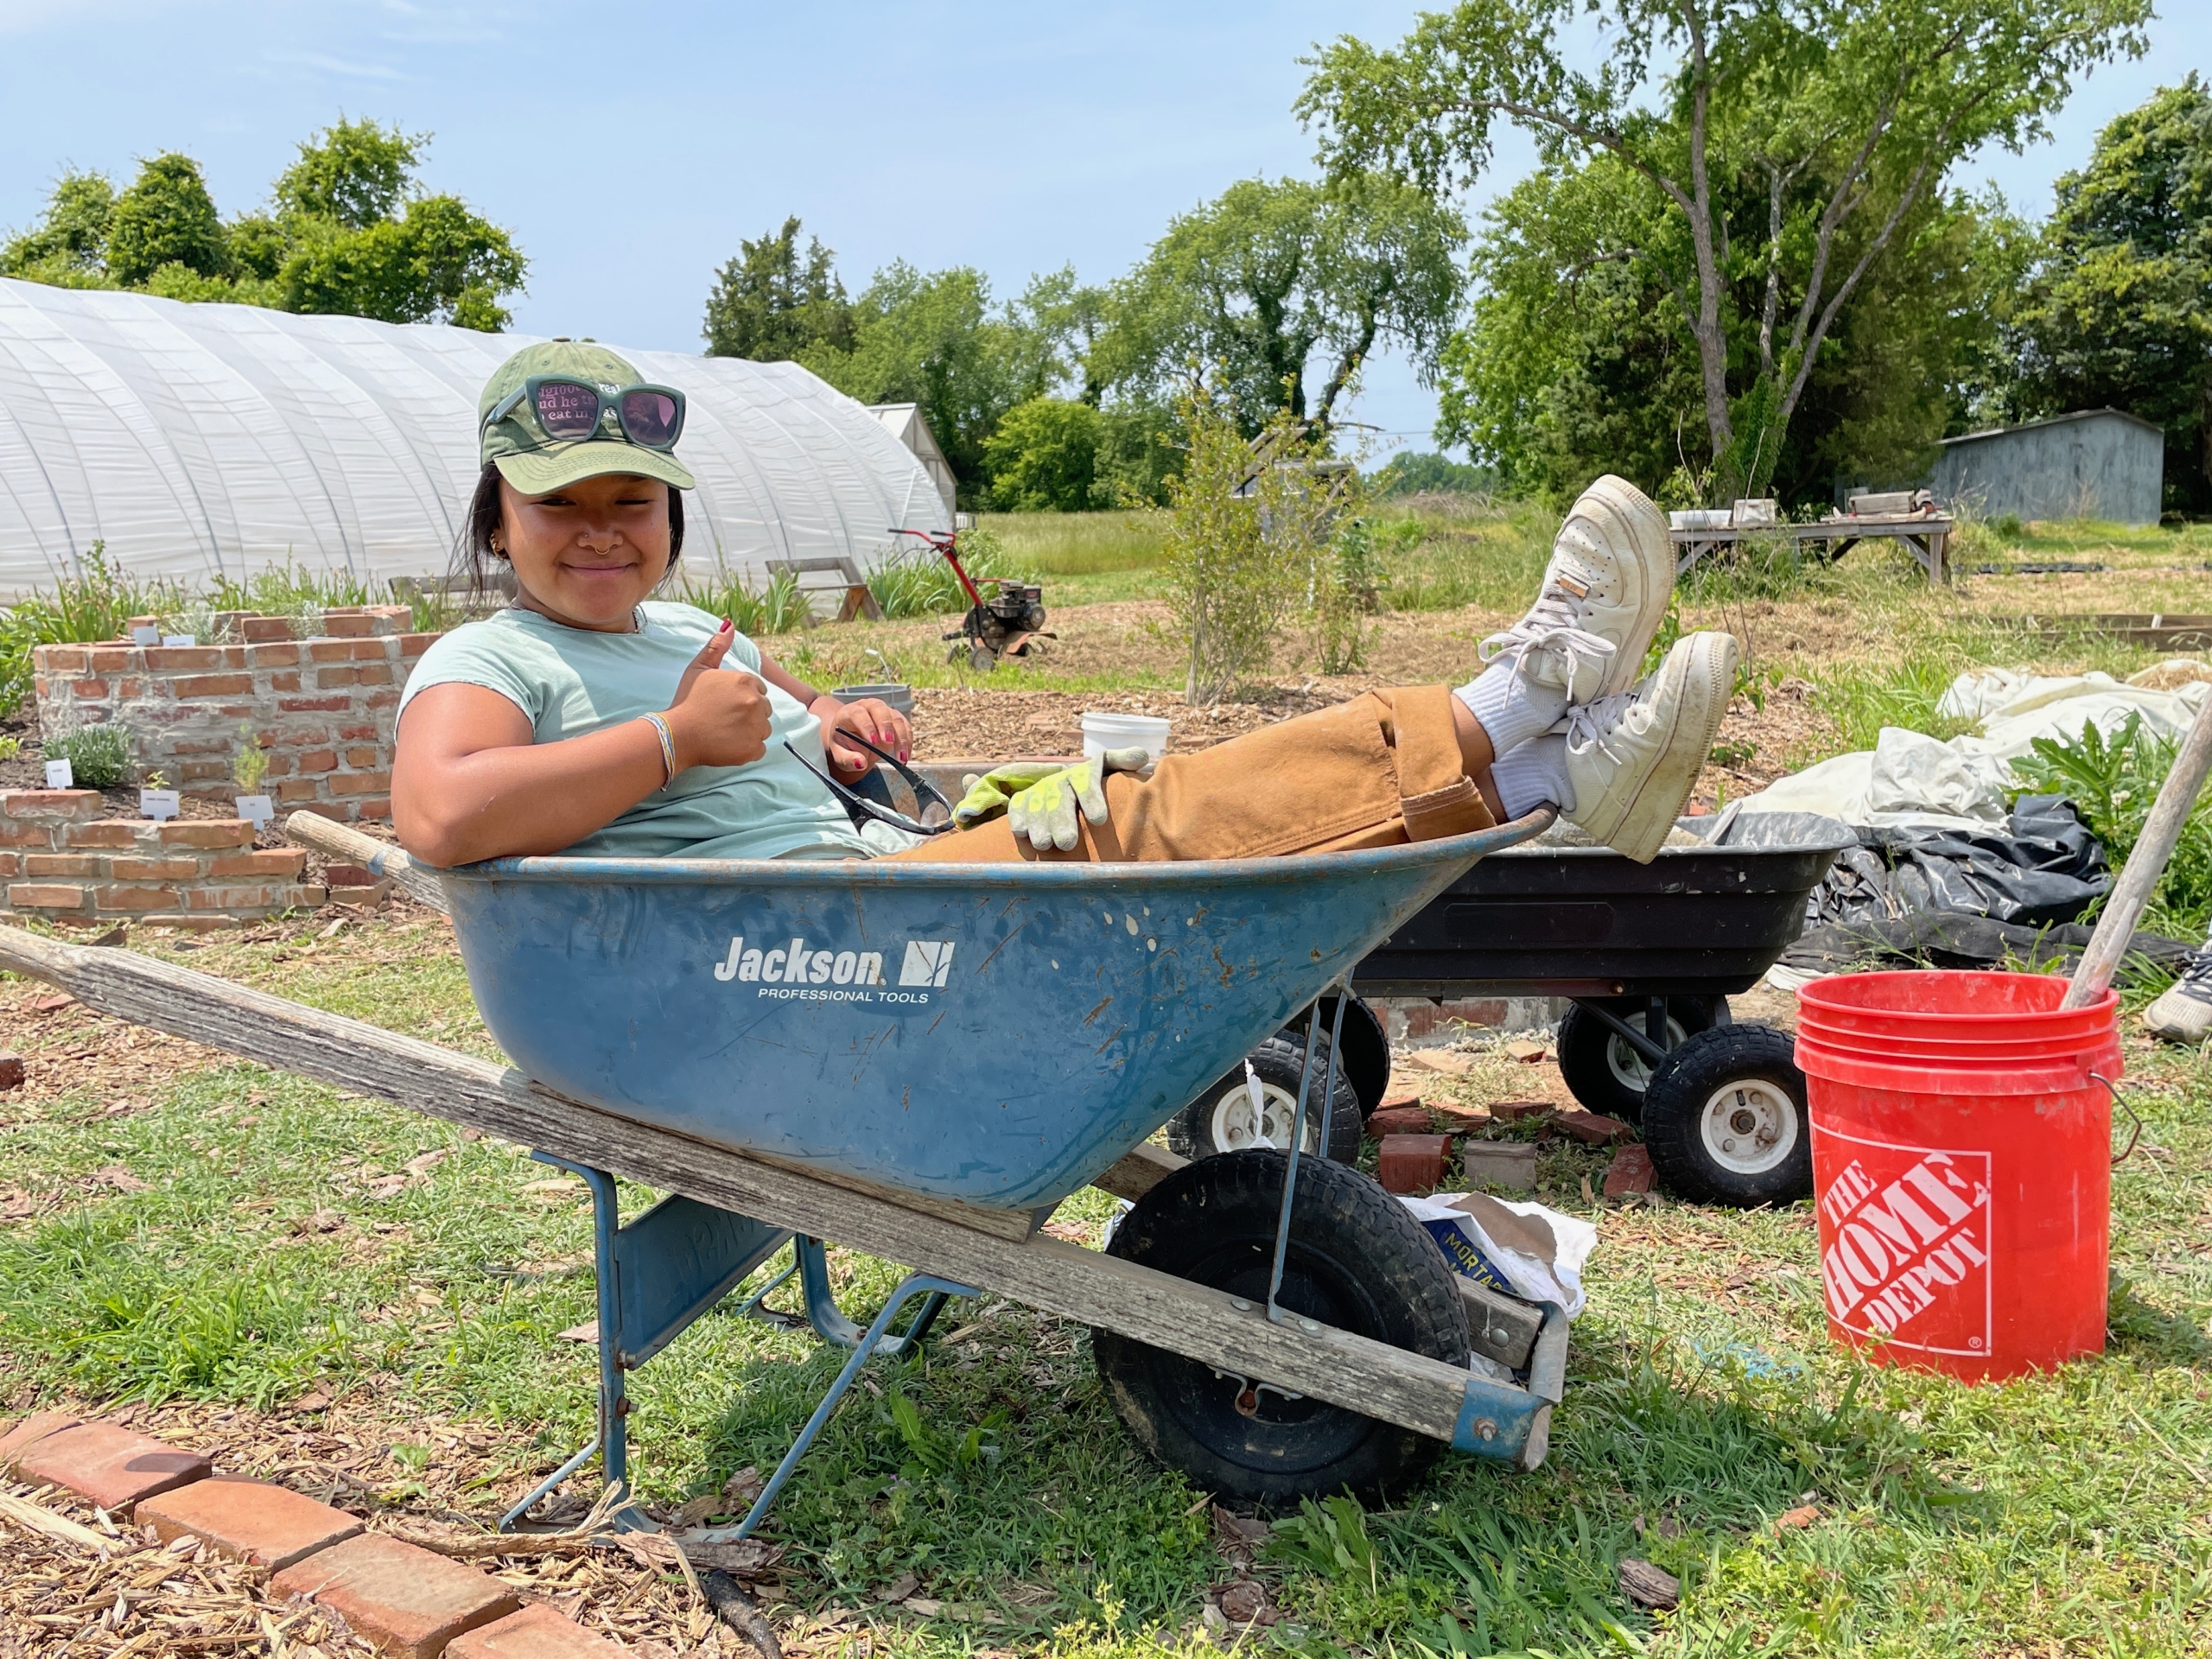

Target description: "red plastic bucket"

left=1796, top=971, right=2120, bottom=1382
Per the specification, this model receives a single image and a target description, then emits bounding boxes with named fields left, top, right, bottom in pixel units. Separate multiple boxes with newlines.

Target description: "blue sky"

left=1, top=1, right=2203, bottom=457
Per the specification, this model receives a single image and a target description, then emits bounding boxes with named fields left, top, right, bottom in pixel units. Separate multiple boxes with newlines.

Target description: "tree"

left=984, top=397, right=1103, bottom=510
left=105, top=152, right=228, bottom=287
left=702, top=216, right=857, bottom=360
left=2007, top=78, right=2212, bottom=510
left=1095, top=174, right=1465, bottom=434
left=0, top=170, right=115, bottom=283
left=1300, top=0, right=2152, bottom=499
left=0, top=118, right=524, bottom=329
left=801, top=263, right=1048, bottom=503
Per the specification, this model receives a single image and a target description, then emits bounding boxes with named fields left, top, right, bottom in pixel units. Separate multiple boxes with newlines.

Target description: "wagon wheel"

left=1165, top=1034, right=1363, bottom=1163
left=1639, top=1025, right=1812, bottom=1207
left=1092, top=1150, right=1469, bottom=1504
left=1555, top=996, right=1721, bottom=1122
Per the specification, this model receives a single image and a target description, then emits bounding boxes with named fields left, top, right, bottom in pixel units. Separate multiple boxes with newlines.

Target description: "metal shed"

left=867, top=403, right=958, bottom=517
left=0, top=278, right=950, bottom=598
left=1933, top=408, right=2164, bottom=526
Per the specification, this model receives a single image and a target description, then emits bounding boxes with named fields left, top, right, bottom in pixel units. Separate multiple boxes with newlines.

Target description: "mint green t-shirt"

left=397, top=601, right=874, bottom=862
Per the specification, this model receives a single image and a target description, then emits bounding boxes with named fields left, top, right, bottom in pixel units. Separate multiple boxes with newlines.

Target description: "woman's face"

left=498, top=472, right=671, bottom=631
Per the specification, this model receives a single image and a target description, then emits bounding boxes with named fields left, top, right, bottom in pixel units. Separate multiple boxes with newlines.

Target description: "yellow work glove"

left=1008, top=747, right=1154, bottom=852
left=952, top=761, right=1067, bottom=830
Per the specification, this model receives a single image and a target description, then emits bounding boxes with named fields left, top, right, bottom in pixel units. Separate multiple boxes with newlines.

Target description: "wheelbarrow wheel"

left=1093, top=1149, right=1469, bottom=1505
left=1639, top=1024, right=1812, bottom=1207
left=1164, top=1035, right=1363, bottom=1163
left=1555, top=995, right=1720, bottom=1122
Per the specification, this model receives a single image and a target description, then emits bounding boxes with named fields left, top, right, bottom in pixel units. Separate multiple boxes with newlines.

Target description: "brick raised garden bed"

left=1, top=789, right=324, bottom=929
left=32, top=605, right=439, bottom=823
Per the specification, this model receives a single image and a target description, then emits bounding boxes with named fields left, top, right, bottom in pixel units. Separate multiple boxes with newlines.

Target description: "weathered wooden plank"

left=0, top=927, right=1478, bottom=1443
left=1090, top=1141, right=1185, bottom=1202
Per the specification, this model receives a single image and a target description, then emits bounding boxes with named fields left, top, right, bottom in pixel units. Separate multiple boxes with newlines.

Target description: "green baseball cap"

left=477, top=339, right=696, bottom=493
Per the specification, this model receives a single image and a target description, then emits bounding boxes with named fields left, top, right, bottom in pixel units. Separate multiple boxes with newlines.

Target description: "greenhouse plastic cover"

left=0, top=277, right=950, bottom=597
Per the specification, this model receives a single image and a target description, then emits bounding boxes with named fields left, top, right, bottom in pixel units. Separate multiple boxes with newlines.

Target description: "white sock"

left=1454, top=661, right=1570, bottom=756
left=1491, top=734, right=1573, bottom=817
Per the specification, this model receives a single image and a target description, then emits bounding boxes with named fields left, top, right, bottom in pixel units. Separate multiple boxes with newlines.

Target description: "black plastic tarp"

left=1808, top=794, right=2110, bottom=931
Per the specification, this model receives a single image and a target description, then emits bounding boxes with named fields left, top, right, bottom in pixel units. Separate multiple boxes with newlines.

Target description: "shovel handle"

left=2064, top=690, right=2212, bottom=1008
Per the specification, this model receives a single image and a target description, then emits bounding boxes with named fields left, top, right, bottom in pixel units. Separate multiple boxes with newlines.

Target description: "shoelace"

left=1478, top=569, right=1617, bottom=689
left=1561, top=688, right=1641, bottom=765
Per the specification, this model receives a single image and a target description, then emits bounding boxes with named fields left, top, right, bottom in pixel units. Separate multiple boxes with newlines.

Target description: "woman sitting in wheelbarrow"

left=391, top=342, right=1736, bottom=869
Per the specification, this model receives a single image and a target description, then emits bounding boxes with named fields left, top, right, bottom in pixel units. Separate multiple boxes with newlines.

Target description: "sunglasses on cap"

left=484, top=375, right=687, bottom=451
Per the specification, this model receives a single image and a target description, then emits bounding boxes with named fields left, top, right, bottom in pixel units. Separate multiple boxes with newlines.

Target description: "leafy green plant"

left=232, top=722, right=270, bottom=792
left=865, top=527, right=1027, bottom=620
left=0, top=543, right=182, bottom=715
left=206, top=557, right=375, bottom=618
left=678, top=569, right=814, bottom=636
left=1268, top=1493, right=1383, bottom=1590
left=2010, top=712, right=2212, bottom=938
left=884, top=1386, right=1004, bottom=1484
left=51, top=723, right=132, bottom=789
left=0, top=737, right=18, bottom=760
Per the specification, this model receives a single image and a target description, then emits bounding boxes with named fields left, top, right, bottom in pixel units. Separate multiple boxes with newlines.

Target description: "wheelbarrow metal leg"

left=1267, top=979, right=1348, bottom=1327
left=1575, top=997, right=1670, bottom=1069
left=734, top=1271, right=977, bottom=1541
left=797, top=1236, right=950, bottom=1355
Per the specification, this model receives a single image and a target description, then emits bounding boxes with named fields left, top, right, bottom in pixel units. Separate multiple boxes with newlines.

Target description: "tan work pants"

left=888, top=685, right=1493, bottom=864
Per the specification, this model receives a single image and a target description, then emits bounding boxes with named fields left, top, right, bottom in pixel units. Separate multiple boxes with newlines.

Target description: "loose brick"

left=66, top=822, right=140, bottom=849
left=1459, top=1141, right=1539, bottom=1191
left=0, top=1410, right=82, bottom=1464
left=332, top=772, right=391, bottom=797
left=447, top=1605, right=629, bottom=1658
left=1365, top=1105, right=1433, bottom=1138
left=138, top=1475, right=362, bottom=1572
left=8, top=883, right=88, bottom=910
left=280, top=696, right=353, bottom=713
left=1555, top=1109, right=1633, bottom=1146
left=323, top=863, right=378, bottom=887
left=109, top=856, right=202, bottom=880
left=1603, top=1144, right=1657, bottom=1198
left=270, top=1533, right=518, bottom=1658
left=247, top=642, right=302, bottom=667
left=210, top=849, right=308, bottom=877
left=22, top=853, right=98, bottom=876
left=3, top=1420, right=211, bottom=1513
left=1376, top=1133, right=1452, bottom=1195
left=157, top=821, right=257, bottom=848
left=97, top=885, right=182, bottom=912
left=173, top=673, right=255, bottom=698
left=298, top=749, right=339, bottom=773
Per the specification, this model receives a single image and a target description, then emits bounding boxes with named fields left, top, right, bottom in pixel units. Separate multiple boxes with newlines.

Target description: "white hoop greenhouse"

left=0, top=277, right=949, bottom=599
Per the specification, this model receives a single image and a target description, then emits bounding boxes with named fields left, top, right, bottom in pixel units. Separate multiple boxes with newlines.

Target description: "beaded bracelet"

left=639, top=712, right=678, bottom=786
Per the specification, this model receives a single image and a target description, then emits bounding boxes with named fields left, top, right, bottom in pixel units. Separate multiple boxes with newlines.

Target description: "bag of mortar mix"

left=1399, top=1191, right=1598, bottom=1318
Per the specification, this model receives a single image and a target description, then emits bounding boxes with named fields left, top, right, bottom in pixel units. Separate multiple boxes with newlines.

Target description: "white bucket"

left=1081, top=712, right=1172, bottom=764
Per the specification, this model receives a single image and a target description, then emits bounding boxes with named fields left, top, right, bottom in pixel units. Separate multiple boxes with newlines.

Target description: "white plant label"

left=138, top=789, right=181, bottom=822
left=236, top=794, right=275, bottom=828
left=161, top=634, right=194, bottom=648
left=130, top=625, right=159, bottom=646
left=44, top=759, right=73, bottom=789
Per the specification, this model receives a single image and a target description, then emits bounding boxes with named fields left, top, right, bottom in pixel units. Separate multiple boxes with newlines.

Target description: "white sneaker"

left=2145, top=950, right=2212, bottom=1044
left=1478, top=474, right=1675, bottom=704
left=1560, top=632, right=1738, bottom=862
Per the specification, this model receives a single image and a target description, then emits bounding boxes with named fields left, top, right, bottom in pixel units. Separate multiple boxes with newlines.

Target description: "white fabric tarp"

left=0, top=278, right=949, bottom=597
left=1739, top=666, right=2212, bottom=828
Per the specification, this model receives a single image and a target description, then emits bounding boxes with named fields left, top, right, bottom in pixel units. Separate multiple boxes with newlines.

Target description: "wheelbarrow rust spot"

left=1083, top=995, right=1113, bottom=1026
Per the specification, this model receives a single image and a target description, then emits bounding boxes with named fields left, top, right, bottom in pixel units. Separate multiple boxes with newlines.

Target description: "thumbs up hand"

left=664, top=620, right=772, bottom=772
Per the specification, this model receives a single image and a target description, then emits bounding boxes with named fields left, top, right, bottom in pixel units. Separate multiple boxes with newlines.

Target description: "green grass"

left=6, top=918, right=2212, bottom=1655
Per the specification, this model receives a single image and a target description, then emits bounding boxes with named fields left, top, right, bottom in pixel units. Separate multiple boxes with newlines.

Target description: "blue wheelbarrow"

left=0, top=804, right=1565, bottom=1525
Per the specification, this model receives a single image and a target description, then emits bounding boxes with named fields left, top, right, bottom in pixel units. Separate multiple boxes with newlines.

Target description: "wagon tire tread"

left=1640, top=1023, right=1812, bottom=1207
